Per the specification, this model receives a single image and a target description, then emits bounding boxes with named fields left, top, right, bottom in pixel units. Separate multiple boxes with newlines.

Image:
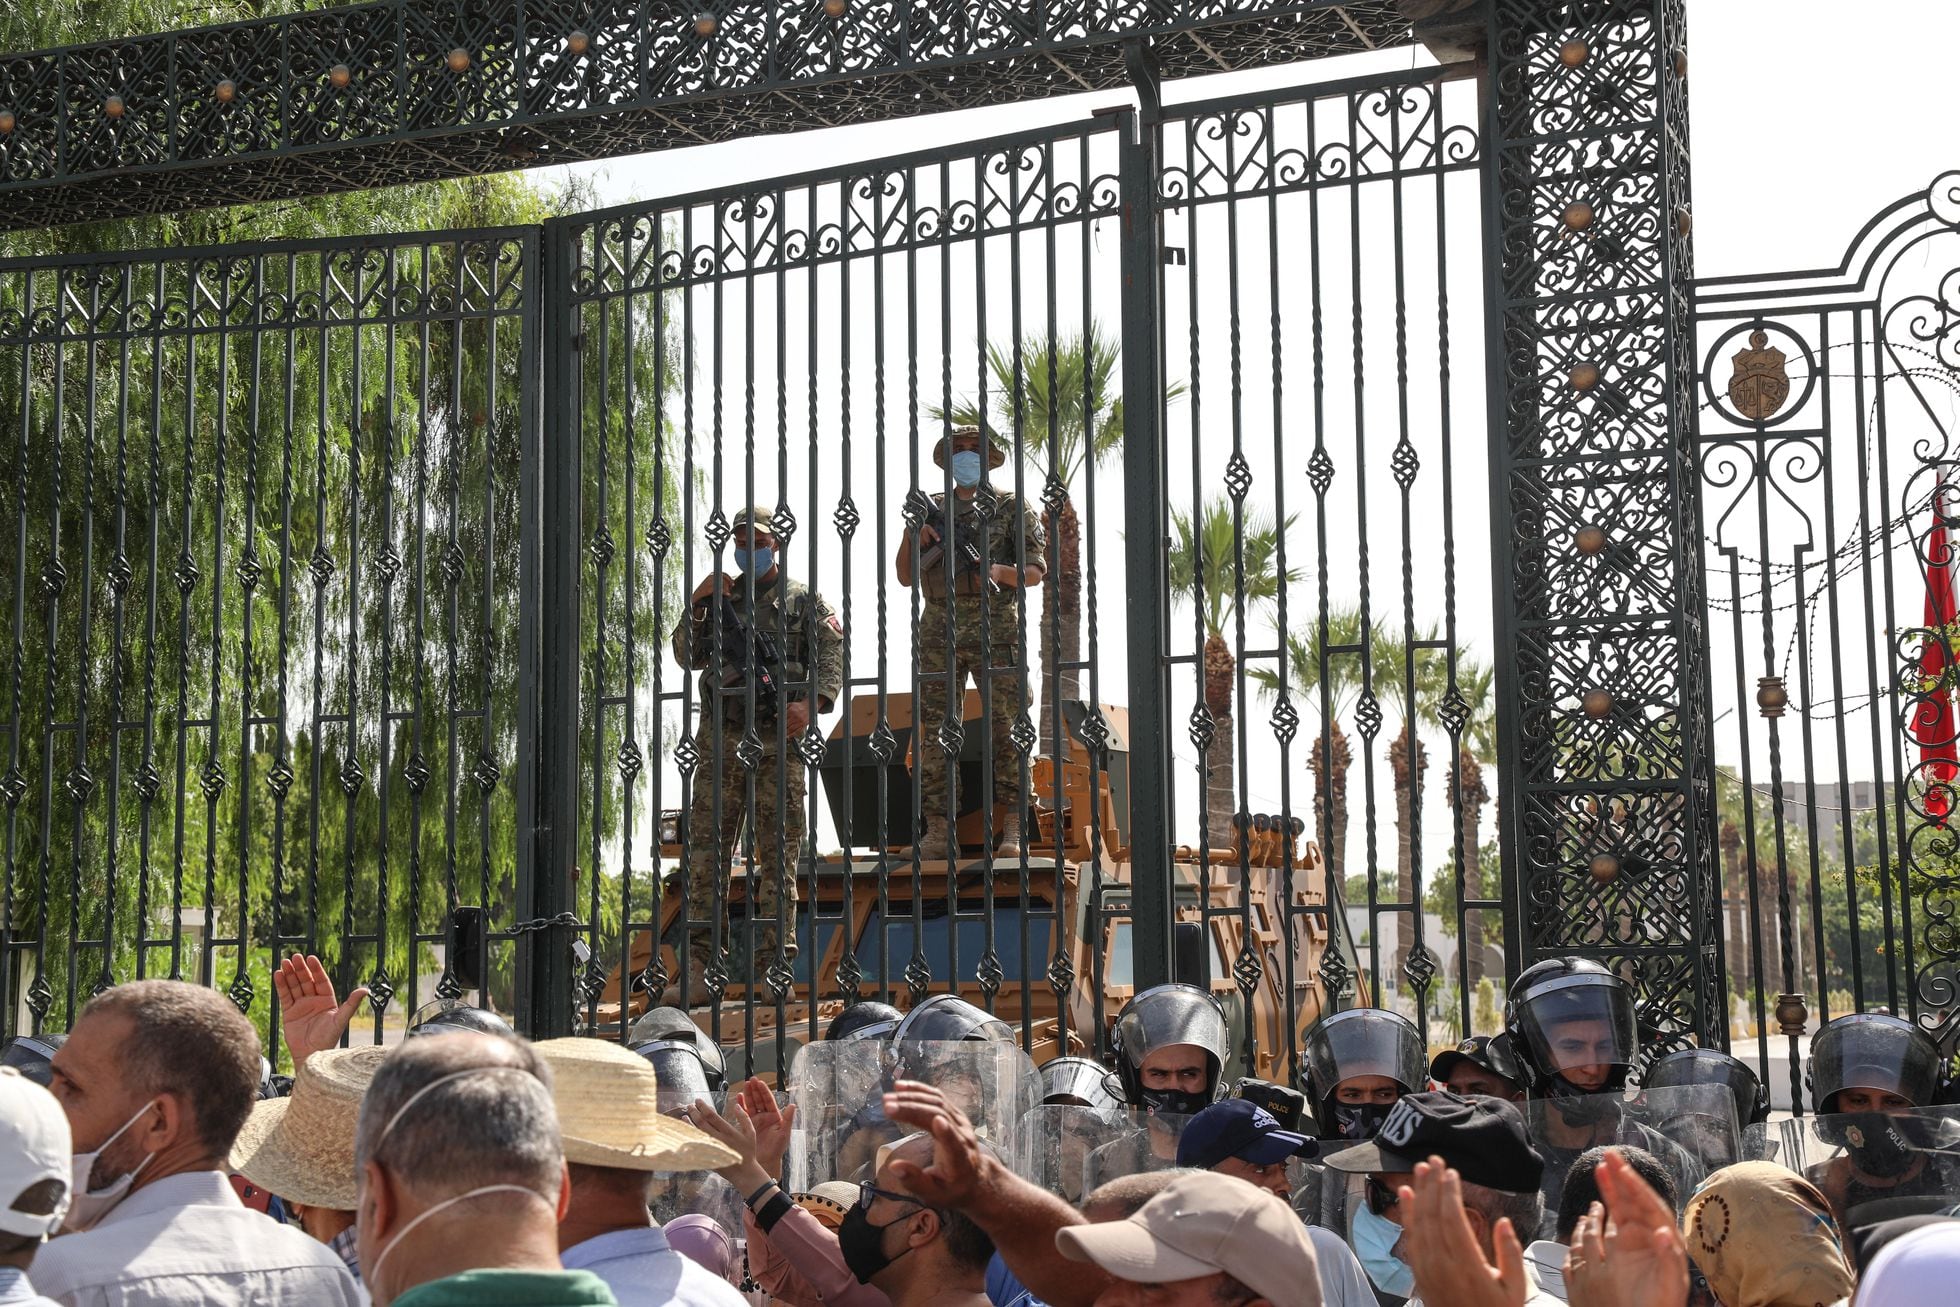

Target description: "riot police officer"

left=1094, top=984, right=1230, bottom=1176
left=1505, top=957, right=1702, bottom=1222
left=0, top=1032, right=63, bottom=1087
left=629, top=1005, right=728, bottom=1108
left=1642, top=1046, right=1769, bottom=1166
left=673, top=505, right=845, bottom=994
left=894, top=427, right=1045, bottom=861
left=1301, top=1007, right=1426, bottom=1141
left=824, top=1000, right=904, bottom=1043
left=1803, top=1012, right=1958, bottom=1225
left=404, top=998, right=518, bottom=1040
left=1041, top=1055, right=1125, bottom=1116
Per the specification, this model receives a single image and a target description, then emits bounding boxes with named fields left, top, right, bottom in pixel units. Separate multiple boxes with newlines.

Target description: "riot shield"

left=1741, top=1122, right=1781, bottom=1165
left=647, top=1169, right=745, bottom=1238
left=786, top=1039, right=1038, bottom=1189
left=1779, top=1105, right=1960, bottom=1227
left=1083, top=1110, right=1192, bottom=1192
left=1015, top=1105, right=1136, bottom=1204
left=1525, top=1087, right=1728, bottom=1227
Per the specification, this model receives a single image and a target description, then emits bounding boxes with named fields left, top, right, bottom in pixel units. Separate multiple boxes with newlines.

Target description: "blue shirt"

left=986, top=1253, right=1045, bottom=1307
left=560, top=1227, right=750, bottom=1307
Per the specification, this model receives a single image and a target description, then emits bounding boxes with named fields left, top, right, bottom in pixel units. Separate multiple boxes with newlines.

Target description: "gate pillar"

left=1481, top=0, right=1724, bottom=1046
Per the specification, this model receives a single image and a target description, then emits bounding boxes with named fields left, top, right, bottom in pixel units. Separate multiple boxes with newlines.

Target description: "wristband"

left=746, top=1179, right=780, bottom=1207
left=753, top=1189, right=795, bottom=1233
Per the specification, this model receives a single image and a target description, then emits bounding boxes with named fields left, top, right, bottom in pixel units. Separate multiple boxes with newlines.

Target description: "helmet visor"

left=1302, top=1009, right=1425, bottom=1097
left=1512, top=974, right=1637, bottom=1077
left=1809, top=1015, right=1940, bottom=1108
left=1112, top=985, right=1228, bottom=1068
left=1041, top=1058, right=1123, bottom=1114
left=893, top=995, right=1014, bottom=1045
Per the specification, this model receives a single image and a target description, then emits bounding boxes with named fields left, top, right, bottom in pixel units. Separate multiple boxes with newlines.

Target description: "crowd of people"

left=0, top=953, right=1957, bottom=1307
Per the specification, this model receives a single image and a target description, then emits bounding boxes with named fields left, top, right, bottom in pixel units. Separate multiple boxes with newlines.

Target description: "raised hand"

left=883, top=1079, right=989, bottom=1210
left=740, top=1077, right=797, bottom=1180
left=273, top=953, right=368, bottom=1070
left=1571, top=1149, right=1690, bottom=1307
left=1400, top=1158, right=1529, bottom=1307
left=685, top=1093, right=773, bottom=1195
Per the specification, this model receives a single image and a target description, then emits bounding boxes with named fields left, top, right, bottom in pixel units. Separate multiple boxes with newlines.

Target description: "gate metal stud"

left=824, top=0, right=848, bottom=14
left=1675, top=207, right=1692, bottom=238
left=447, top=48, right=471, bottom=73
left=215, top=80, right=236, bottom=104
left=1755, top=675, right=1788, bottom=718
left=1581, top=688, right=1614, bottom=718
left=1588, top=854, right=1620, bottom=884
left=1774, top=992, right=1807, bottom=1036
left=1569, top=361, right=1601, bottom=391
left=1558, top=38, right=1589, bottom=67
left=104, top=95, right=125, bottom=119
left=1673, top=48, right=1689, bottom=80
left=694, top=13, right=719, bottom=36
left=1562, top=201, right=1593, bottom=231
left=330, top=64, right=352, bottom=89
left=1574, top=524, right=1607, bottom=557
left=567, top=30, right=591, bottom=55
left=0, top=110, right=14, bottom=135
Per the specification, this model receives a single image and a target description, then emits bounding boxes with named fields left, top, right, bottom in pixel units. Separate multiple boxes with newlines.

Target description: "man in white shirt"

left=533, top=1038, right=748, bottom=1307
left=0, top=1068, right=70, bottom=1306
left=34, top=980, right=362, bottom=1307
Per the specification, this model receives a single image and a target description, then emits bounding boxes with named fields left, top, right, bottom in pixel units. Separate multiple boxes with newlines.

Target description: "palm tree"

left=1371, top=620, right=1448, bottom=979
left=1250, top=606, right=1366, bottom=882
left=1168, top=500, right=1300, bottom=845
left=934, top=324, right=1184, bottom=759
left=1451, top=659, right=1498, bottom=983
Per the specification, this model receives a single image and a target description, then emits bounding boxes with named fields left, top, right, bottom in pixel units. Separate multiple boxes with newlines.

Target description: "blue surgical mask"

left=949, top=450, right=984, bottom=487
left=734, top=546, right=775, bottom=575
left=1350, top=1201, right=1416, bottom=1298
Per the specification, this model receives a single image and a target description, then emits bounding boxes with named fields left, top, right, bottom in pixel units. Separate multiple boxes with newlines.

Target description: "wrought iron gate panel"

left=0, top=229, right=540, bottom=1052
left=1483, top=0, right=1721, bottom=1049
left=1694, top=173, right=1960, bottom=1106
left=1147, top=64, right=1488, bottom=1074
left=0, top=0, right=1413, bottom=232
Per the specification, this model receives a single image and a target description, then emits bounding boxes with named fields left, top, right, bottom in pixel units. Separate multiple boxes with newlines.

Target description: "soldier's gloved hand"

left=784, top=701, right=810, bottom=736
left=692, top=573, right=734, bottom=603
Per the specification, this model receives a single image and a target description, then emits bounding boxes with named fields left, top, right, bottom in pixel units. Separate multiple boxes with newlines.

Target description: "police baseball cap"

left=1320, top=1090, right=1544, bottom=1194
left=1429, top=1033, right=1523, bottom=1087
left=1176, top=1098, right=1319, bottom=1169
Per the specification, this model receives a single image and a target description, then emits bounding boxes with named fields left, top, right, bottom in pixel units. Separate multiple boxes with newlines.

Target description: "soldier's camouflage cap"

left=729, top=505, right=782, bottom=536
left=932, top=425, right=1007, bottom=469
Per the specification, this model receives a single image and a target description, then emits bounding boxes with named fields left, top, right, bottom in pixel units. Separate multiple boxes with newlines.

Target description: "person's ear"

left=148, top=1093, right=187, bottom=1152
left=907, top=1207, right=941, bottom=1249
left=554, top=1163, right=573, bottom=1222
left=362, top=1160, right=397, bottom=1241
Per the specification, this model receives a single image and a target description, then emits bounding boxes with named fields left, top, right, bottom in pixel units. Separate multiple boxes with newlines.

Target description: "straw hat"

left=229, top=1045, right=388, bottom=1211
left=532, top=1038, right=739, bottom=1172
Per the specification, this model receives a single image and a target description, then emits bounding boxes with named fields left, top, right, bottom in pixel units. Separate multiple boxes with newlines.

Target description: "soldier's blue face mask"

left=734, top=545, right=776, bottom=574
left=949, top=450, right=984, bottom=487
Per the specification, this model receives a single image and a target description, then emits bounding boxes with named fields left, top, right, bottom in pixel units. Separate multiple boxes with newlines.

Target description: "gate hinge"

left=1162, top=247, right=1187, bottom=266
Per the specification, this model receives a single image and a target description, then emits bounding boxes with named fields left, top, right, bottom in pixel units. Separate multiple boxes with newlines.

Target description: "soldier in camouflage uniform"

left=893, top=428, right=1046, bottom=860
left=671, top=506, right=844, bottom=993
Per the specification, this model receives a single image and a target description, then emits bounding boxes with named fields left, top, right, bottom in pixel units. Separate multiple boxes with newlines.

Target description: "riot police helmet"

left=825, top=1001, right=904, bottom=1043
left=0, top=1032, right=64, bottom=1087
left=1040, top=1055, right=1124, bottom=1115
left=1504, top=957, right=1639, bottom=1102
left=1643, top=1047, right=1771, bottom=1126
left=891, top=994, right=1013, bottom=1046
left=1110, top=983, right=1230, bottom=1115
left=629, top=1005, right=728, bottom=1097
left=1806, top=1012, right=1943, bottom=1114
left=404, top=998, right=518, bottom=1041
left=1300, top=1007, right=1425, bottom=1141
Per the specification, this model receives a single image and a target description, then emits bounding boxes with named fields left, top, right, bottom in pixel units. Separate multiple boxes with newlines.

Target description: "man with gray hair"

left=34, top=980, right=361, bottom=1305
left=353, top=1031, right=617, bottom=1307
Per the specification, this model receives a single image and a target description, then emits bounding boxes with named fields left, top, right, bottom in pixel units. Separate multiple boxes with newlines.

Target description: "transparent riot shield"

left=1082, top=1110, right=1191, bottom=1191
left=1779, top=1105, right=1960, bottom=1228
left=1525, top=1087, right=1729, bottom=1228
left=786, top=1039, right=1038, bottom=1190
left=647, top=1170, right=745, bottom=1237
left=1015, top=1105, right=1135, bottom=1204
left=1741, top=1122, right=1781, bottom=1166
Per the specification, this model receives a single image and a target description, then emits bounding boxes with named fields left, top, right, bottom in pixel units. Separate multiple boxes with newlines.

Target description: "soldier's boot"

left=993, top=811, right=1024, bottom=859
left=903, top=815, right=957, bottom=863
left=678, top=948, right=719, bottom=1009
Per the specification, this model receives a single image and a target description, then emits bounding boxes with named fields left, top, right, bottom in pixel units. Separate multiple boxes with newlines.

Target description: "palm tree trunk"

left=1389, top=725, right=1427, bottom=978
left=1309, top=723, right=1352, bottom=882
left=1458, top=748, right=1489, bottom=983
left=1203, top=632, right=1237, bottom=847
left=1041, top=497, right=1083, bottom=759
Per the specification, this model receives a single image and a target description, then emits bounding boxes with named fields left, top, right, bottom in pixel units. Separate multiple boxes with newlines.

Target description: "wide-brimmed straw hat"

left=229, top=1045, right=388, bottom=1211
left=533, top=1037, right=739, bottom=1172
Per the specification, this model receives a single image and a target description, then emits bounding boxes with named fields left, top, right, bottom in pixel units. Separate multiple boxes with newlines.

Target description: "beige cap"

left=532, top=1038, right=738, bottom=1172
left=1056, top=1171, right=1321, bottom=1307
left=230, top=1045, right=388, bottom=1211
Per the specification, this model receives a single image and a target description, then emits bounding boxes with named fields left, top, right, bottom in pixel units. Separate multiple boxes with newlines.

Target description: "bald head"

left=1082, top=1168, right=1202, bottom=1222
left=356, top=1032, right=560, bottom=1202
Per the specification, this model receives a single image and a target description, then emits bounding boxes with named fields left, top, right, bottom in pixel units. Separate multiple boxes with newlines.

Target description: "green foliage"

left=1166, top=499, right=1300, bottom=637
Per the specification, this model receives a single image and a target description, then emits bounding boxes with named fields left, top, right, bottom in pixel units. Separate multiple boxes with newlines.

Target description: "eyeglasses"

left=856, top=1180, right=926, bottom=1213
left=1366, top=1175, right=1402, bottom=1215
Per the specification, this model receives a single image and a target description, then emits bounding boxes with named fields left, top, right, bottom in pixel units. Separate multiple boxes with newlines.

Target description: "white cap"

left=0, top=1067, right=71, bottom=1238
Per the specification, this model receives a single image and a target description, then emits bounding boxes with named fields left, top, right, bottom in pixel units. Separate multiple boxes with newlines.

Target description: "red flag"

left=1918, top=480, right=1958, bottom=821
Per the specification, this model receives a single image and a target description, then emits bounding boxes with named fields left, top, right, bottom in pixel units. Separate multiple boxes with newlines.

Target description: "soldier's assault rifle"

left=706, top=592, right=785, bottom=725
left=909, top=491, right=1003, bottom=596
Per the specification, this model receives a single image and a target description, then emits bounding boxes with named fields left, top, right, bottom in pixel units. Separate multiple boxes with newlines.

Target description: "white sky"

left=525, top=1, right=1960, bottom=960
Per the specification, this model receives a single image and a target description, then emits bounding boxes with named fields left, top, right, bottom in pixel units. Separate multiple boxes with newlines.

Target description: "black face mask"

left=1139, top=1087, right=1212, bottom=1118
left=1332, top=1102, right=1394, bottom=1141
left=1842, top=1112, right=1916, bottom=1179
left=837, top=1206, right=918, bottom=1284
